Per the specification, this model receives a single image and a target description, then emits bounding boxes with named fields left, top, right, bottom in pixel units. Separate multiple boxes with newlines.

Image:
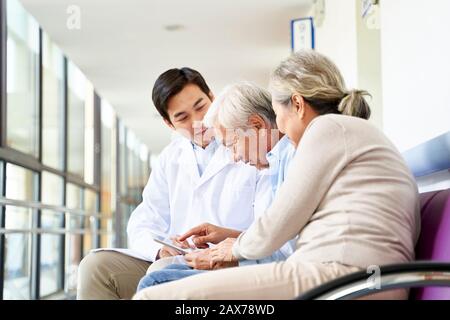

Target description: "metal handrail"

left=0, top=196, right=109, bottom=218
left=0, top=228, right=110, bottom=235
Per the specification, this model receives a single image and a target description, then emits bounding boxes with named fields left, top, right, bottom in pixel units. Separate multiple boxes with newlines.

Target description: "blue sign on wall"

left=291, top=17, right=315, bottom=52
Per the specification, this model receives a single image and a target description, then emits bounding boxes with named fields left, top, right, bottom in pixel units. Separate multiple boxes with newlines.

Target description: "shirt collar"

left=266, top=135, right=292, bottom=162
left=191, top=137, right=217, bottom=152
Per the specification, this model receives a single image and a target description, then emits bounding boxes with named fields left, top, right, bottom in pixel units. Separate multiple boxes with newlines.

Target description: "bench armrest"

left=296, top=261, right=450, bottom=300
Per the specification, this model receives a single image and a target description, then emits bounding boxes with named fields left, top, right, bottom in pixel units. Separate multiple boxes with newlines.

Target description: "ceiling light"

left=164, top=24, right=185, bottom=32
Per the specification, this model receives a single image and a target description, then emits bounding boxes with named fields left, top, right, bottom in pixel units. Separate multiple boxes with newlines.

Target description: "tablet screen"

left=152, top=234, right=193, bottom=254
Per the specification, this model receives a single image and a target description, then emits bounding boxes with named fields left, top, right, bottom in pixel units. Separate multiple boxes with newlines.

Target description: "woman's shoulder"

left=309, top=114, right=381, bottom=136
left=312, top=113, right=369, bottom=126
left=307, top=114, right=393, bottom=150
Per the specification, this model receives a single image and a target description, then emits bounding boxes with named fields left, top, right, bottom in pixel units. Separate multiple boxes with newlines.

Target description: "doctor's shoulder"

left=153, top=135, right=188, bottom=169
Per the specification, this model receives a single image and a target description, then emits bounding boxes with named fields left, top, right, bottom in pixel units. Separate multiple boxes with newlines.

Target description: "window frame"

left=0, top=0, right=7, bottom=301
left=0, top=0, right=149, bottom=299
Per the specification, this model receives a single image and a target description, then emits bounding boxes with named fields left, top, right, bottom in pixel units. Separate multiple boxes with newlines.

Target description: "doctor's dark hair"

left=270, top=50, right=371, bottom=120
left=152, top=67, right=212, bottom=123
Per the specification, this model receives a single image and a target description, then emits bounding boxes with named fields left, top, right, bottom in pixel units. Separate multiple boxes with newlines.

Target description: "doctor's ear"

left=208, top=91, right=215, bottom=102
left=163, top=118, right=175, bottom=129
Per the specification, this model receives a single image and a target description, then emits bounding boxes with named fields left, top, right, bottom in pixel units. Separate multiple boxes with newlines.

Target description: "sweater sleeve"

left=232, top=117, right=349, bottom=260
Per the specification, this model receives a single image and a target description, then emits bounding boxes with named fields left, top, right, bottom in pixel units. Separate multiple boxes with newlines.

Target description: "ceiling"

left=20, top=0, right=312, bottom=154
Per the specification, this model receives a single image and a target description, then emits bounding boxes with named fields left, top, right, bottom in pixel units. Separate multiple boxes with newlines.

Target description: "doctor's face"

left=166, top=83, right=214, bottom=147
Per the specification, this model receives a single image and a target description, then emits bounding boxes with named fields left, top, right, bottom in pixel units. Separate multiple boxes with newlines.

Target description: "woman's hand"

left=184, top=248, right=238, bottom=270
left=210, top=238, right=238, bottom=263
left=178, top=223, right=241, bottom=248
left=184, top=249, right=215, bottom=270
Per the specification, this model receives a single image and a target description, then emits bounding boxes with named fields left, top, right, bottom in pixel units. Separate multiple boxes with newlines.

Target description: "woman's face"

left=272, top=99, right=303, bottom=147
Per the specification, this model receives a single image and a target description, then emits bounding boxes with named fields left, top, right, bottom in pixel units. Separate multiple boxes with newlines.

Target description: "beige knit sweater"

left=232, top=114, right=421, bottom=268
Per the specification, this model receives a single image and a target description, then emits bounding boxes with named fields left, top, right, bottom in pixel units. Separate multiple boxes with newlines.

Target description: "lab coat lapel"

left=196, top=144, right=232, bottom=188
left=179, top=138, right=201, bottom=185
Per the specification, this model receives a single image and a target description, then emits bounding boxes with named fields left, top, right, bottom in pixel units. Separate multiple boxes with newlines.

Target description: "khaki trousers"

left=133, top=260, right=364, bottom=300
left=77, top=251, right=151, bottom=300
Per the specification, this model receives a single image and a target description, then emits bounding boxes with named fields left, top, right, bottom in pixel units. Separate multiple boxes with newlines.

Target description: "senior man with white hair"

left=134, top=83, right=298, bottom=293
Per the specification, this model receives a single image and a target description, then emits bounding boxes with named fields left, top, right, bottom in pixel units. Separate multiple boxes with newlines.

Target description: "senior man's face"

left=216, top=124, right=271, bottom=169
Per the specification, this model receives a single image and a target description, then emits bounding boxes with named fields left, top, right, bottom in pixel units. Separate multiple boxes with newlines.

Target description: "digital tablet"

left=152, top=234, right=193, bottom=255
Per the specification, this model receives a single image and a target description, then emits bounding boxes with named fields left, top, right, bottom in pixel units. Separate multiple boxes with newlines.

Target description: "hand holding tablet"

left=152, top=234, right=195, bottom=255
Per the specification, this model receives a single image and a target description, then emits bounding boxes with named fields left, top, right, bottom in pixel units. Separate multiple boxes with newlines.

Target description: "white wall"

left=311, top=0, right=359, bottom=88
left=308, top=0, right=450, bottom=151
left=356, top=0, right=383, bottom=129
left=308, top=0, right=383, bottom=129
left=380, top=0, right=450, bottom=151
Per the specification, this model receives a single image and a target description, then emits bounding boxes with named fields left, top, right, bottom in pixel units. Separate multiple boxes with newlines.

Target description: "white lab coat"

left=126, top=136, right=262, bottom=262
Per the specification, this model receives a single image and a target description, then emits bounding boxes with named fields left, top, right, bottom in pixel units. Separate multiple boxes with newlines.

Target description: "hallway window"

left=67, top=62, right=85, bottom=178
left=3, top=164, right=37, bottom=300
left=83, top=189, right=98, bottom=257
left=140, top=145, right=149, bottom=188
left=40, top=171, right=64, bottom=298
left=119, top=121, right=127, bottom=196
left=84, top=86, right=95, bottom=185
left=64, top=183, right=83, bottom=294
left=6, top=0, right=40, bottom=157
left=42, top=33, right=65, bottom=170
left=100, top=100, right=116, bottom=247
left=127, top=131, right=140, bottom=200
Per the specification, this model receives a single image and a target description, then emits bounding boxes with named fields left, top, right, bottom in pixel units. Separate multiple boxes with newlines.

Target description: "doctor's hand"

left=178, top=223, right=242, bottom=248
left=184, top=248, right=238, bottom=270
left=170, top=235, right=196, bottom=250
left=157, top=246, right=182, bottom=259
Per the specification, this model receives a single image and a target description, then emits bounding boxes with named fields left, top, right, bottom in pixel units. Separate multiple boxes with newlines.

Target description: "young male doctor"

left=76, top=68, right=268, bottom=300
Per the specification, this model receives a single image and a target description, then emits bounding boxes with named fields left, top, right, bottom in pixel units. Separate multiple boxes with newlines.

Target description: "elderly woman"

left=134, top=50, right=420, bottom=300
left=135, top=83, right=298, bottom=291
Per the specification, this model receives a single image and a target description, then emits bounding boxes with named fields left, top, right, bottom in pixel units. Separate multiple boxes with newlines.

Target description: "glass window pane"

left=65, top=183, right=82, bottom=294
left=5, top=163, right=36, bottom=202
left=100, top=217, right=114, bottom=248
left=3, top=164, right=36, bottom=300
left=84, top=86, right=94, bottom=185
left=3, top=233, right=32, bottom=299
left=67, top=62, right=86, bottom=178
left=6, top=0, right=40, bottom=157
left=40, top=233, right=62, bottom=297
left=40, top=172, right=64, bottom=297
left=42, top=33, right=65, bottom=170
left=66, top=183, right=82, bottom=210
left=140, top=145, right=149, bottom=187
left=5, top=163, right=35, bottom=232
left=101, top=100, right=115, bottom=215
left=83, top=189, right=98, bottom=257
left=41, top=171, right=63, bottom=206
left=0, top=161, right=3, bottom=194
left=119, top=122, right=127, bottom=196
left=127, top=131, right=140, bottom=199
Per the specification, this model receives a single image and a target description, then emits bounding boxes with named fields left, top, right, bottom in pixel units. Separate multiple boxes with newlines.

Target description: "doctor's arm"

left=126, top=157, right=171, bottom=262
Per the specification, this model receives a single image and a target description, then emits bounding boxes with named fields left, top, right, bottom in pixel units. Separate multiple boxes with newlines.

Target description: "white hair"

left=203, top=82, right=276, bottom=129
